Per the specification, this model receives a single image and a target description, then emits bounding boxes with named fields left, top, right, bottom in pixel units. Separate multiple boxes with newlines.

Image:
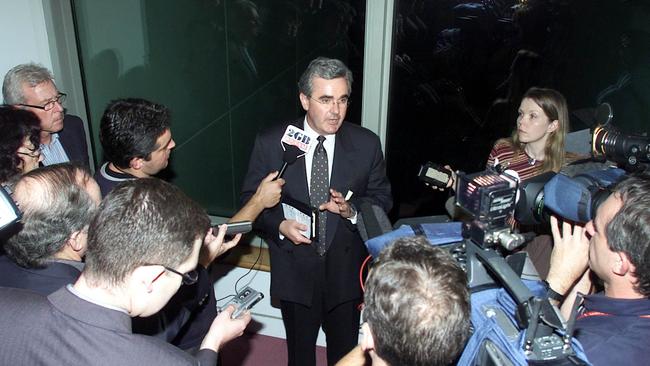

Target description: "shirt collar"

left=103, top=162, right=137, bottom=180
left=66, top=284, right=130, bottom=315
left=584, top=292, right=650, bottom=316
left=302, top=116, right=336, bottom=151
left=41, top=133, right=60, bottom=147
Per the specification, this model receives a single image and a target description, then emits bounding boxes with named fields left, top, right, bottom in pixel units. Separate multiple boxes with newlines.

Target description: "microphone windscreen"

left=283, top=144, right=302, bottom=164
left=543, top=174, right=593, bottom=223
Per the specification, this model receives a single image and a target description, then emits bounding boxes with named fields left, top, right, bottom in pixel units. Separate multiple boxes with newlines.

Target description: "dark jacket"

left=240, top=119, right=392, bottom=309
left=58, top=114, right=92, bottom=168
left=0, top=255, right=215, bottom=349
left=575, top=293, right=650, bottom=366
left=0, top=286, right=217, bottom=365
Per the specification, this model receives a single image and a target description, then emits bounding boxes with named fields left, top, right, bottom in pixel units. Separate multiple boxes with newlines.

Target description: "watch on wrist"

left=543, top=280, right=565, bottom=302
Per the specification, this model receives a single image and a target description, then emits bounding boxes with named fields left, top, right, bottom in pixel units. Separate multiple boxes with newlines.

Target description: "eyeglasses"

left=19, top=93, right=67, bottom=111
left=17, top=147, right=41, bottom=158
left=309, top=96, right=350, bottom=108
left=149, top=264, right=198, bottom=285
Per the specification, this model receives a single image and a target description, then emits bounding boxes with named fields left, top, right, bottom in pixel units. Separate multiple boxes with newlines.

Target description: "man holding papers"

left=241, top=57, right=392, bottom=366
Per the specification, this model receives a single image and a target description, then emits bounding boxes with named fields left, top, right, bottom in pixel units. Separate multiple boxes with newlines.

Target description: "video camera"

left=516, top=167, right=626, bottom=226
left=591, top=102, right=649, bottom=169
left=406, top=106, right=647, bottom=365
left=438, top=167, right=583, bottom=364
left=419, top=102, right=649, bottom=229
left=454, top=167, right=535, bottom=251
left=413, top=106, right=650, bottom=363
left=514, top=102, right=649, bottom=226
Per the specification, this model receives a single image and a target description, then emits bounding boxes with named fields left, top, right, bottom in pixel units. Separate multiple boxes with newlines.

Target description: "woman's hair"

left=510, top=87, right=569, bottom=172
left=0, top=106, right=41, bottom=182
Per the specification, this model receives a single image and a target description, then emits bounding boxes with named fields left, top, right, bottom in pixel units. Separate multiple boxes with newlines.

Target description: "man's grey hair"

left=4, top=163, right=96, bottom=268
left=364, top=236, right=470, bottom=366
left=298, top=57, right=353, bottom=97
left=2, top=63, right=55, bottom=105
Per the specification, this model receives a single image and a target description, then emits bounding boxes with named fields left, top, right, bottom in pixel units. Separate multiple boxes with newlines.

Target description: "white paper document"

left=282, top=202, right=313, bottom=238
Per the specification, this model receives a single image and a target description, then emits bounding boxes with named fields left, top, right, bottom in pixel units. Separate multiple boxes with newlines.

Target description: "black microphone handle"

left=275, top=162, right=288, bottom=180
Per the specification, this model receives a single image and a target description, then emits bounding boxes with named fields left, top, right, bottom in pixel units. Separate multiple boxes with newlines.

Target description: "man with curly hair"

left=94, top=98, right=175, bottom=197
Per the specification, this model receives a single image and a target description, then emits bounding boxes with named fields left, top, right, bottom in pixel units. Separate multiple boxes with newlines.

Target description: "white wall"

left=0, top=0, right=53, bottom=101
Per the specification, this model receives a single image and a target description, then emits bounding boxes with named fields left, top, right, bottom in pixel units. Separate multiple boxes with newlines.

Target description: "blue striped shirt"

left=40, top=133, right=70, bottom=166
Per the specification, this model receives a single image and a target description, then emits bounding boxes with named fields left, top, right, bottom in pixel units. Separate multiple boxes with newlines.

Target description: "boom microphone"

left=276, top=125, right=313, bottom=180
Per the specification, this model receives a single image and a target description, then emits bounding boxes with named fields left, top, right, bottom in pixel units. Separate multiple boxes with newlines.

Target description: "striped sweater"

left=486, top=139, right=546, bottom=181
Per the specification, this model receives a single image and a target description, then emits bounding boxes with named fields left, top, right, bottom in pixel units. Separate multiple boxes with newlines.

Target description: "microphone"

left=275, top=125, right=313, bottom=180
left=277, top=144, right=303, bottom=179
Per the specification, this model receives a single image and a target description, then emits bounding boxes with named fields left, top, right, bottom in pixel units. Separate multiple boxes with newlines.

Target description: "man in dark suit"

left=241, top=57, right=392, bottom=365
left=2, top=63, right=91, bottom=168
left=0, top=179, right=249, bottom=365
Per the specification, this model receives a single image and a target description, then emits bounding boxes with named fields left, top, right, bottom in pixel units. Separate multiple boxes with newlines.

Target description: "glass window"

left=73, top=0, right=366, bottom=216
left=386, top=0, right=650, bottom=219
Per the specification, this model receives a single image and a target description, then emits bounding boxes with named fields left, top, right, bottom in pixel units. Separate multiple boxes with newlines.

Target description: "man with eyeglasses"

left=0, top=161, right=280, bottom=351
left=2, top=63, right=91, bottom=168
left=241, top=57, right=392, bottom=365
left=92, top=97, right=285, bottom=349
left=0, top=178, right=249, bottom=365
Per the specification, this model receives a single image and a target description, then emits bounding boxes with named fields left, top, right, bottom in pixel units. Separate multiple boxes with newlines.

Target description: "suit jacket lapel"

left=291, top=152, right=309, bottom=203
left=288, top=119, right=309, bottom=203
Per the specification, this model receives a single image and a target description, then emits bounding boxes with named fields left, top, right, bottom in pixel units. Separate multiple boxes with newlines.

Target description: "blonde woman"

left=446, top=87, right=573, bottom=278
left=487, top=87, right=569, bottom=180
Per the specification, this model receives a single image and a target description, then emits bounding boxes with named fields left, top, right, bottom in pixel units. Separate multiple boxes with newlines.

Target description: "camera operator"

left=545, top=173, right=650, bottom=365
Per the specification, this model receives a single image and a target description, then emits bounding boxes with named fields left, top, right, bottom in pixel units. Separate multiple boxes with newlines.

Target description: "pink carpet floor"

left=220, top=332, right=328, bottom=366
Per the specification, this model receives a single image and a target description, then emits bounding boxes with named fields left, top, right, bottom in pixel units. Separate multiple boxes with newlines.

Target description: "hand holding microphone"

left=254, top=171, right=285, bottom=208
